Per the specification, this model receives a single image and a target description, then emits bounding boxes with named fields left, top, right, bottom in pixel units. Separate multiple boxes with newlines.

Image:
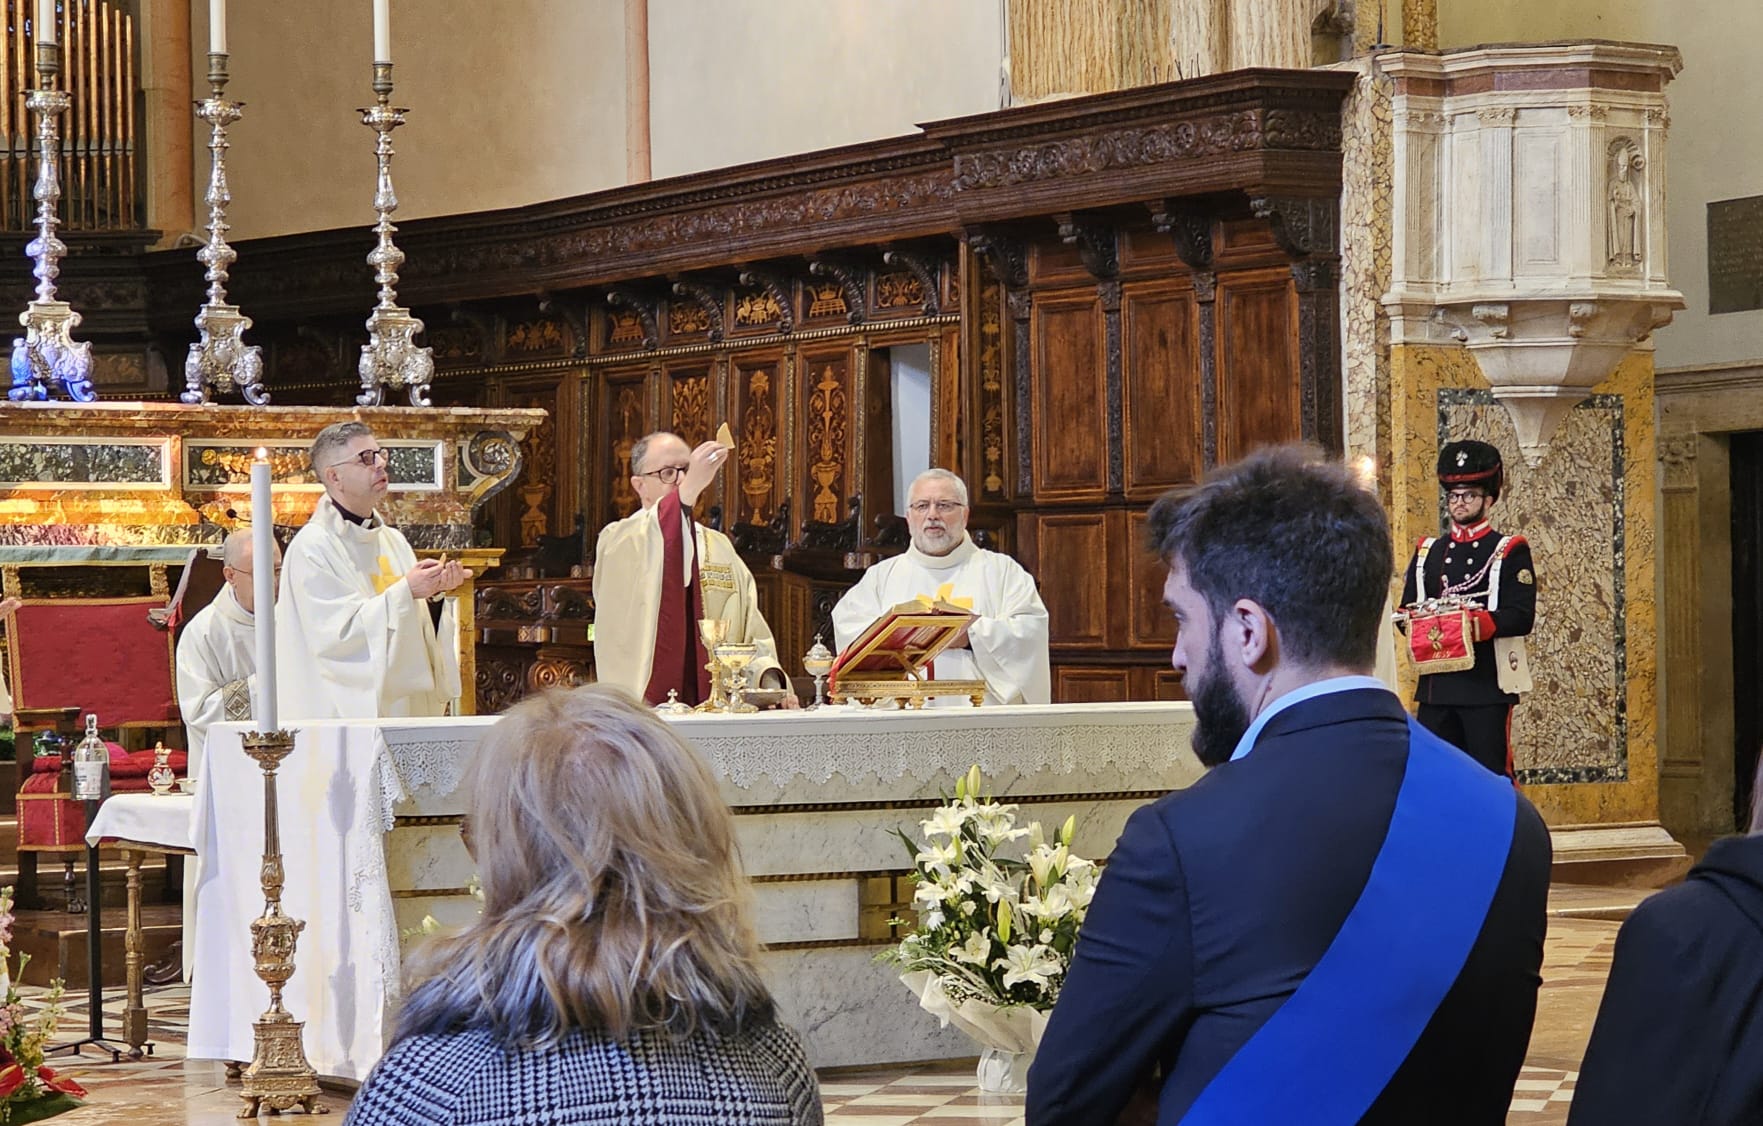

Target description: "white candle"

left=250, top=451, right=278, bottom=731
left=209, top=0, right=226, bottom=55
left=373, top=0, right=391, bottom=64
left=36, top=0, right=55, bottom=44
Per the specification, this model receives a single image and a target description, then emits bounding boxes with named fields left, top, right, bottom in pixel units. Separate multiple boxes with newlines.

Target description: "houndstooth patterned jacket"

left=343, top=1019, right=823, bottom=1125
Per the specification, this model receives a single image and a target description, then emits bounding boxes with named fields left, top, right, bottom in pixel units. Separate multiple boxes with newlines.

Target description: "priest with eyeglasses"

left=277, top=421, right=469, bottom=720
left=592, top=432, right=794, bottom=707
left=832, top=469, right=1050, bottom=705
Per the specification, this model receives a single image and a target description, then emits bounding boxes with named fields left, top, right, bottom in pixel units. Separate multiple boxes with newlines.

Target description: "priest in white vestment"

left=833, top=469, right=1051, bottom=705
left=277, top=422, right=469, bottom=720
left=177, top=530, right=277, bottom=769
left=593, top=431, right=794, bottom=706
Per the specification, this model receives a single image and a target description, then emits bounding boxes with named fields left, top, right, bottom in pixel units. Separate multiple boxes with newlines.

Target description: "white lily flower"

left=921, top=804, right=970, bottom=840
left=995, top=943, right=1063, bottom=992
left=953, top=929, right=993, bottom=965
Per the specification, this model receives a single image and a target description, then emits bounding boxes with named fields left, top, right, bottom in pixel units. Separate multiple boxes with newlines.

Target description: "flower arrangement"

left=0, top=888, right=85, bottom=1124
left=884, top=766, right=1097, bottom=1091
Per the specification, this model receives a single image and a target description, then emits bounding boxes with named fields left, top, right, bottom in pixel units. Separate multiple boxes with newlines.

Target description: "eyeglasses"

left=908, top=500, right=966, bottom=515
left=1446, top=489, right=1486, bottom=502
left=638, top=464, right=690, bottom=485
left=232, top=566, right=282, bottom=579
left=324, top=448, right=389, bottom=471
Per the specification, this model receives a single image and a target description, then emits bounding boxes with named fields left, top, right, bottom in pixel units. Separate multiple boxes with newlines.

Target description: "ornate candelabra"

left=237, top=730, right=325, bottom=1118
left=356, top=63, right=433, bottom=407
left=183, top=52, right=267, bottom=405
left=9, top=41, right=94, bottom=403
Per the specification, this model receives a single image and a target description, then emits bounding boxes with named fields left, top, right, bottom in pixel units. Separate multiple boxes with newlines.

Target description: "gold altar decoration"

left=237, top=729, right=325, bottom=1118
left=696, top=618, right=730, bottom=712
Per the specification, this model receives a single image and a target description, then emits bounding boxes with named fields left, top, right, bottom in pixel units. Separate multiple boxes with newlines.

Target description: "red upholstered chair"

left=7, top=596, right=183, bottom=910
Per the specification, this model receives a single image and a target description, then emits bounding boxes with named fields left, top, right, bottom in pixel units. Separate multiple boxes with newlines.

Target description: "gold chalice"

left=697, top=618, right=730, bottom=711
left=713, top=641, right=759, bottom=714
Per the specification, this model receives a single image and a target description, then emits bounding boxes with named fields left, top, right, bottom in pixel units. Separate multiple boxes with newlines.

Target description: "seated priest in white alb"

left=833, top=469, right=1051, bottom=705
left=592, top=431, right=796, bottom=707
left=277, top=421, right=470, bottom=719
left=177, top=529, right=279, bottom=767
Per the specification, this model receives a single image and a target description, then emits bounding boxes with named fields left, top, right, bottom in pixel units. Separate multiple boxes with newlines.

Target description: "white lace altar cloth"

left=185, top=702, right=1196, bottom=1081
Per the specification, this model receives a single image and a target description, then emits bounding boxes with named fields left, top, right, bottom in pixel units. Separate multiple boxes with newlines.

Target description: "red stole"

left=642, top=491, right=712, bottom=706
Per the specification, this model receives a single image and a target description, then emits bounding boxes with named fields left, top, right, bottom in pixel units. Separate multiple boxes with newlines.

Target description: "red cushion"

left=30, top=747, right=187, bottom=779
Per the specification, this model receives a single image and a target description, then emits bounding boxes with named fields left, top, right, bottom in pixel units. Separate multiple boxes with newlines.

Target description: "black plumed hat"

left=1437, top=440, right=1503, bottom=500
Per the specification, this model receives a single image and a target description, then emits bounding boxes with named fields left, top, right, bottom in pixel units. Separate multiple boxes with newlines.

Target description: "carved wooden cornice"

left=138, top=72, right=1352, bottom=329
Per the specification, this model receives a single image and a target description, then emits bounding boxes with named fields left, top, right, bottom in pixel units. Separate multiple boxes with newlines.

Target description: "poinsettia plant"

left=885, top=765, right=1097, bottom=1011
left=0, top=887, right=85, bottom=1124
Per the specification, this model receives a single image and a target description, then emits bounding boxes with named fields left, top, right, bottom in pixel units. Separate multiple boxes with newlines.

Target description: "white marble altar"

left=186, top=701, right=1199, bottom=1077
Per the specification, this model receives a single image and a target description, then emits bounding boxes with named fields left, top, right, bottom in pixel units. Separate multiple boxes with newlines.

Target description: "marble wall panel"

left=751, top=880, right=861, bottom=946
left=1389, top=343, right=1659, bottom=825
left=733, top=799, right=1145, bottom=880
left=761, top=945, right=972, bottom=1069
left=1337, top=60, right=1395, bottom=499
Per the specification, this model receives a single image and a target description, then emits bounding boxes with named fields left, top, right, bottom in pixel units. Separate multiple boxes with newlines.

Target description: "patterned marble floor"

left=22, top=913, right=1622, bottom=1125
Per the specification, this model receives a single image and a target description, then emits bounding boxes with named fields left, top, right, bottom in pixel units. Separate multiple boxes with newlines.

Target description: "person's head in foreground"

left=350, top=685, right=820, bottom=1125
left=1148, top=443, right=1393, bottom=766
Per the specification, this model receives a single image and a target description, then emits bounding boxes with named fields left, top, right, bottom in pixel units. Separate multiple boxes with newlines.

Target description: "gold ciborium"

left=802, top=634, right=835, bottom=708
left=697, top=618, right=730, bottom=712
left=713, top=642, right=759, bottom=714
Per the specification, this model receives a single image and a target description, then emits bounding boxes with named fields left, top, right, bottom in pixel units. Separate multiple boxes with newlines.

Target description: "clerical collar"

left=1448, top=520, right=1492, bottom=544
left=906, top=533, right=978, bottom=571
left=335, top=502, right=371, bottom=526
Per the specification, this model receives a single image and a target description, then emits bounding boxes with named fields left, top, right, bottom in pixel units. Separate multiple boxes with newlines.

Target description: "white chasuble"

left=176, top=583, right=257, bottom=768
left=832, top=534, right=1051, bottom=705
left=592, top=504, right=783, bottom=700
left=276, top=497, right=461, bottom=720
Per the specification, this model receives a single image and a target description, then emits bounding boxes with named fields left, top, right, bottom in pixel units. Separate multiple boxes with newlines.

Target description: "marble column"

left=1167, top=0, right=1229, bottom=79
left=1228, top=0, right=1310, bottom=69
left=137, top=0, right=194, bottom=245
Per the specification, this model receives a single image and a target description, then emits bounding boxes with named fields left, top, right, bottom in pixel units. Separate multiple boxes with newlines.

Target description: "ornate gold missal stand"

left=829, top=602, right=986, bottom=708
left=237, top=730, right=326, bottom=1118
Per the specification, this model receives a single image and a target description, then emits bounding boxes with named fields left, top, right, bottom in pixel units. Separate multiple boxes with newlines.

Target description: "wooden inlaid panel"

left=603, top=367, right=652, bottom=520
left=1127, top=509, right=1176, bottom=650
left=1121, top=279, right=1202, bottom=499
left=1054, top=666, right=1133, bottom=703
left=665, top=363, right=714, bottom=448
left=1031, top=291, right=1109, bottom=501
left=732, top=353, right=785, bottom=526
left=1118, top=227, right=1182, bottom=271
left=800, top=350, right=854, bottom=527
left=1024, top=511, right=1110, bottom=649
left=1215, top=270, right=1301, bottom=462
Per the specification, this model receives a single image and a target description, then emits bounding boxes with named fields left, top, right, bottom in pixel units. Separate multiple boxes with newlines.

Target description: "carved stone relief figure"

left=1606, top=139, right=1643, bottom=273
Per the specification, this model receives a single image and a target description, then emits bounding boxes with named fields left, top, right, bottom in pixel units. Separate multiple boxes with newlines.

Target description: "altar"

left=185, top=701, right=1198, bottom=1078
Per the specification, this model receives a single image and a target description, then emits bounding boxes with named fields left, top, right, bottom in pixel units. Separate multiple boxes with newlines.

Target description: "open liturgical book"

left=829, top=597, right=988, bottom=707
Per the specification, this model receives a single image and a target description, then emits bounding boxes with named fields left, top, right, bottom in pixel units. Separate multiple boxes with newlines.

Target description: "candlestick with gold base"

left=237, top=730, right=326, bottom=1119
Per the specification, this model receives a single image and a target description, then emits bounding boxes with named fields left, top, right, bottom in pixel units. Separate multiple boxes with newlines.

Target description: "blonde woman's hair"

left=393, top=685, right=775, bottom=1048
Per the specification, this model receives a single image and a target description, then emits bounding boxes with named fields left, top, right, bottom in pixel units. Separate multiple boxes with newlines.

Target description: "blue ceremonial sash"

left=1179, top=718, right=1517, bottom=1125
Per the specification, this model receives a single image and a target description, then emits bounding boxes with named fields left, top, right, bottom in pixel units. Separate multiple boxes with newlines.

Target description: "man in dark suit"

left=1027, top=446, right=1552, bottom=1126
left=1398, top=439, right=1536, bottom=777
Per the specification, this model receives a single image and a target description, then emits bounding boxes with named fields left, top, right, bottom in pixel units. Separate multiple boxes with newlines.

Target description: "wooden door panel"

left=1127, top=509, right=1177, bottom=650
left=1054, top=666, right=1133, bottom=703
left=1031, top=292, right=1109, bottom=501
left=1121, top=279, right=1202, bottom=499
left=1025, top=512, right=1110, bottom=649
left=1215, top=271, right=1301, bottom=462
left=1134, top=666, right=1188, bottom=702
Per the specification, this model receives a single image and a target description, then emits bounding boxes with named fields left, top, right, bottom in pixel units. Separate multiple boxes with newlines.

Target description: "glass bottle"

left=71, top=714, right=109, bottom=803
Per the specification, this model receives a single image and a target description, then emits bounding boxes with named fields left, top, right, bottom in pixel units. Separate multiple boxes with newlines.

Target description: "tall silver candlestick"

left=356, top=62, right=433, bottom=407
left=8, top=41, right=94, bottom=404
left=183, top=53, right=267, bottom=406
